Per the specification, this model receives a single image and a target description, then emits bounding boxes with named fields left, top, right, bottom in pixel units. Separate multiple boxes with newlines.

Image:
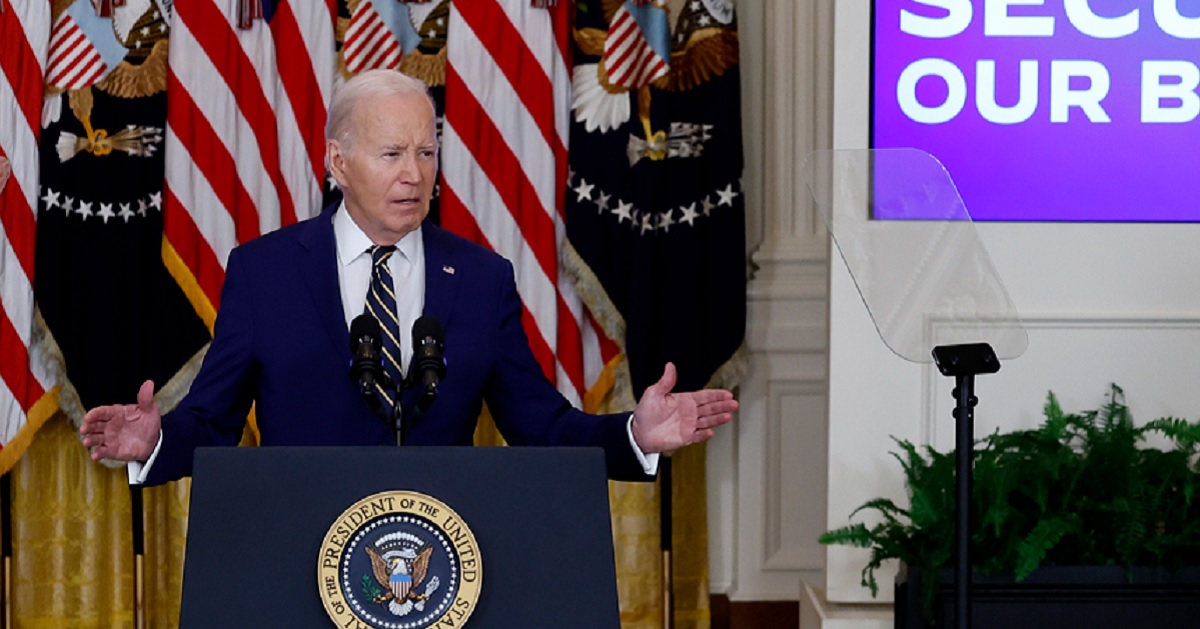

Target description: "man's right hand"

left=80, top=379, right=162, bottom=462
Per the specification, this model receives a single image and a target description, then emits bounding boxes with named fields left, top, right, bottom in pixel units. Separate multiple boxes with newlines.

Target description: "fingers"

left=699, top=399, right=738, bottom=417
left=690, top=388, right=735, bottom=405
left=136, top=379, right=156, bottom=410
left=80, top=406, right=117, bottom=435
left=650, top=362, right=678, bottom=395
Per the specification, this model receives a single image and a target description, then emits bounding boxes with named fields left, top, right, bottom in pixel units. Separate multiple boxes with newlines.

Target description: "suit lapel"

left=421, top=222, right=460, bottom=329
left=297, top=204, right=349, bottom=355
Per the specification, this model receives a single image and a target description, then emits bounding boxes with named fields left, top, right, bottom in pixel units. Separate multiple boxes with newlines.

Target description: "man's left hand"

left=631, top=362, right=737, bottom=454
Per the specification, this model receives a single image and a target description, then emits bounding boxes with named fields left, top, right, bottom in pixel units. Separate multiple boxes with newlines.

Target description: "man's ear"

left=326, top=140, right=347, bottom=186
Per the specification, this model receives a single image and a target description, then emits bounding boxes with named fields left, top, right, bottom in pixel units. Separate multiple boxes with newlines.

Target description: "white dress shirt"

left=333, top=204, right=425, bottom=374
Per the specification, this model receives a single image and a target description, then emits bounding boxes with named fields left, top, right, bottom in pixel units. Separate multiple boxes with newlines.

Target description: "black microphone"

left=410, top=315, right=446, bottom=411
left=349, top=314, right=386, bottom=403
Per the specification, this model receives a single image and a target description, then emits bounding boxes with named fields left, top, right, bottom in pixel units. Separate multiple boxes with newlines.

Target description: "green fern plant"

left=820, top=385, right=1200, bottom=615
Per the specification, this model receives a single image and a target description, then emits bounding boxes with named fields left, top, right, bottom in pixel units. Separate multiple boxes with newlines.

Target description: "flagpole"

left=130, top=485, right=144, bottom=629
left=660, top=455, right=673, bottom=628
left=2, top=472, right=10, bottom=629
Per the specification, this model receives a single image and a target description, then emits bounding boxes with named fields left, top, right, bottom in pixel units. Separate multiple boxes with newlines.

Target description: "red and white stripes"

left=163, top=0, right=335, bottom=323
left=602, top=3, right=668, bottom=89
left=0, top=0, right=57, bottom=469
left=343, top=0, right=401, bottom=74
left=441, top=0, right=609, bottom=407
left=44, top=10, right=107, bottom=91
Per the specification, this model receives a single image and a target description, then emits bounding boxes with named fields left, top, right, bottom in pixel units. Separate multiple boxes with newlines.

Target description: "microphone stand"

left=393, top=385, right=405, bottom=446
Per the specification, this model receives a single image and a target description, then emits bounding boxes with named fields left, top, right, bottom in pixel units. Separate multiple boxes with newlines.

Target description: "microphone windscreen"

left=412, top=315, right=444, bottom=343
left=350, top=314, right=381, bottom=352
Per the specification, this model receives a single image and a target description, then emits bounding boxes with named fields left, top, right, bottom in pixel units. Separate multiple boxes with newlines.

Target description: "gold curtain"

left=6, top=411, right=709, bottom=628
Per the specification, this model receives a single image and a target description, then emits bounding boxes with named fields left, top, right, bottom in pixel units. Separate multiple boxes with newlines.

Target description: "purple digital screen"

left=872, top=0, right=1200, bottom=221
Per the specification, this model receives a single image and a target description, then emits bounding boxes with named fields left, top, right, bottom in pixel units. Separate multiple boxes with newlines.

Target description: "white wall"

left=710, top=0, right=1200, bottom=622
left=707, top=0, right=836, bottom=602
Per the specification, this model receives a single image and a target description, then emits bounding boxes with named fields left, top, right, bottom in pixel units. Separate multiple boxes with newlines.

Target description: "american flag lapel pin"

left=443, top=265, right=455, bottom=275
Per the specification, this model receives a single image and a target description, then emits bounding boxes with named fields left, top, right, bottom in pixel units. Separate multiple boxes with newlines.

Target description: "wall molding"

left=921, top=314, right=1200, bottom=444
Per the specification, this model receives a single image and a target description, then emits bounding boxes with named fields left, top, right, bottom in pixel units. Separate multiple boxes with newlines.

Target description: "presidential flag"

left=566, top=0, right=745, bottom=398
left=34, top=0, right=210, bottom=426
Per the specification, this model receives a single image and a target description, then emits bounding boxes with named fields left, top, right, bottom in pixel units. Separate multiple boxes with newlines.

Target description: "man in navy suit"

left=79, top=69, right=736, bottom=485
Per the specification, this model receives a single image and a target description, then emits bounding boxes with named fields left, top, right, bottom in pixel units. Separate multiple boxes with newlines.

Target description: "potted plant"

left=820, top=385, right=1200, bottom=628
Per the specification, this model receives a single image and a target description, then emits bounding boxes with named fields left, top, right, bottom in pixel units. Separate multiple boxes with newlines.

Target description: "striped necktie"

left=365, top=245, right=402, bottom=407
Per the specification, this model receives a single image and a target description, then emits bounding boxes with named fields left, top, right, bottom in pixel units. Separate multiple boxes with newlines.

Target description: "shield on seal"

left=390, top=572, right=412, bottom=600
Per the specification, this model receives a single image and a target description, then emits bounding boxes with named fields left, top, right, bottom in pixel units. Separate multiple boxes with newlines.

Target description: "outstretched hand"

left=79, top=380, right=162, bottom=463
left=630, top=362, right=737, bottom=454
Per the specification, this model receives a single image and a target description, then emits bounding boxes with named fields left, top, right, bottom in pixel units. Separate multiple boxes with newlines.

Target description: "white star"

left=690, top=0, right=702, bottom=10
left=141, top=26, right=151, bottom=37
left=701, top=195, right=716, bottom=216
left=41, top=188, right=60, bottom=209
left=97, top=203, right=116, bottom=224
left=62, top=196, right=74, bottom=215
left=77, top=200, right=94, bottom=219
left=613, top=200, right=633, bottom=224
left=137, top=199, right=148, bottom=216
left=595, top=191, right=611, bottom=213
left=716, top=183, right=738, bottom=207
left=679, top=203, right=699, bottom=226
left=640, top=212, right=655, bottom=234
left=149, top=191, right=162, bottom=211
left=118, top=203, right=135, bottom=222
left=657, top=209, right=675, bottom=232
left=698, top=14, right=712, bottom=27
left=574, top=179, right=594, bottom=202
left=327, top=173, right=339, bottom=190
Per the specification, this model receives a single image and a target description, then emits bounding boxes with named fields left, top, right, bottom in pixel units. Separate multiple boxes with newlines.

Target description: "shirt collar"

left=333, top=202, right=423, bottom=267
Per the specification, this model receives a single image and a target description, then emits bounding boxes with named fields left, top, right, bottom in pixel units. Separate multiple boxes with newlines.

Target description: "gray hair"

left=325, top=69, right=437, bottom=150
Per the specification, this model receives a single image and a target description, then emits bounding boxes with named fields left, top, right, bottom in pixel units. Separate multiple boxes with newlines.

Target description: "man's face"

left=327, top=91, right=438, bottom=245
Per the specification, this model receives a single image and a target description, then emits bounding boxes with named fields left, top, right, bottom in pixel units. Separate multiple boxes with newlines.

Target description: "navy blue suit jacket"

left=145, top=205, right=648, bottom=484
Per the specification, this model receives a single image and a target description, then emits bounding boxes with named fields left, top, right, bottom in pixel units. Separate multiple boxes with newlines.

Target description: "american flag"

left=163, top=0, right=335, bottom=324
left=343, top=0, right=402, bottom=75
left=44, top=7, right=107, bottom=91
left=0, top=0, right=58, bottom=473
left=441, top=0, right=617, bottom=409
left=602, top=1, right=669, bottom=89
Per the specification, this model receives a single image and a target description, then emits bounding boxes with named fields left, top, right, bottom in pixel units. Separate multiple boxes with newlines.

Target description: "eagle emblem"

left=319, top=492, right=481, bottom=629
left=363, top=532, right=441, bottom=617
left=572, top=0, right=739, bottom=164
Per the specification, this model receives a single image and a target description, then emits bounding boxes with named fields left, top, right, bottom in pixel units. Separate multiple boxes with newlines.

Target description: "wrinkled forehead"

left=349, top=92, right=438, bottom=147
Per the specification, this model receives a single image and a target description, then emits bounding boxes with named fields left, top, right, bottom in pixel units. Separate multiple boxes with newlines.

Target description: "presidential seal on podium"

left=318, top=491, right=482, bottom=628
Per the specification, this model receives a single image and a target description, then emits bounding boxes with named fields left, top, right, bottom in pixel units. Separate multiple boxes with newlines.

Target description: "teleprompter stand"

left=932, top=343, right=1002, bottom=629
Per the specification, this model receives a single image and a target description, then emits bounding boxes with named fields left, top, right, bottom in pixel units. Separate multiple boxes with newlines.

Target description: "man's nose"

left=397, top=153, right=422, bottom=183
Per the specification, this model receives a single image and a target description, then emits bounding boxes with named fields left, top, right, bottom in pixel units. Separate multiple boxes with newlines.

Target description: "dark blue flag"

left=35, top=3, right=209, bottom=415
left=566, top=0, right=745, bottom=397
